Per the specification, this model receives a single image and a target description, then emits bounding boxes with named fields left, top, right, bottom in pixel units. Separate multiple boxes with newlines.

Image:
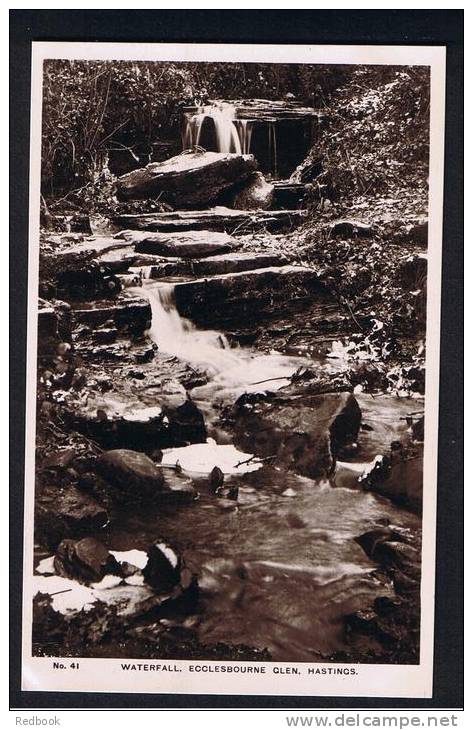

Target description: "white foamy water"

left=183, top=102, right=247, bottom=155
left=144, top=281, right=304, bottom=401
left=146, top=282, right=241, bottom=374
left=161, top=438, right=263, bottom=475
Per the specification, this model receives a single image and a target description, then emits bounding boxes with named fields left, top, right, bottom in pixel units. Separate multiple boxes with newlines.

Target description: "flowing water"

left=183, top=102, right=253, bottom=157
left=99, top=280, right=422, bottom=660
left=144, top=280, right=321, bottom=416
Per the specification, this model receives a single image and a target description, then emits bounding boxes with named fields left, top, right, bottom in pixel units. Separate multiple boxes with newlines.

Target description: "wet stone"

left=143, top=542, right=183, bottom=593
left=35, top=486, right=109, bottom=549
left=97, top=449, right=166, bottom=501
left=231, top=391, right=361, bottom=479
left=360, top=452, right=423, bottom=514
left=54, top=537, right=121, bottom=585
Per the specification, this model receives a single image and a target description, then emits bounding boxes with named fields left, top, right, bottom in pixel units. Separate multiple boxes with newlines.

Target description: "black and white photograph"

left=17, top=39, right=448, bottom=699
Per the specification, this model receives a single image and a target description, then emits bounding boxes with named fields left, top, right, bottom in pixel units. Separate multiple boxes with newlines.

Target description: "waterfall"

left=236, top=119, right=253, bottom=155
left=182, top=113, right=205, bottom=151
left=183, top=102, right=251, bottom=155
left=145, top=282, right=241, bottom=374
left=143, top=280, right=302, bottom=400
left=268, top=121, right=278, bottom=177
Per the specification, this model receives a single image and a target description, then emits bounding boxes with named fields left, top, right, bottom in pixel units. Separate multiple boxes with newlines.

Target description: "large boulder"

left=62, top=386, right=206, bottom=453
left=231, top=391, right=361, bottom=479
left=360, top=452, right=423, bottom=514
left=97, top=449, right=166, bottom=501
left=134, top=230, right=238, bottom=258
left=114, top=151, right=257, bottom=207
left=232, top=172, right=274, bottom=210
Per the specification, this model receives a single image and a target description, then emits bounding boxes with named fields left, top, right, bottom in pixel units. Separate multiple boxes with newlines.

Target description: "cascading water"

left=268, top=120, right=278, bottom=176
left=146, top=281, right=240, bottom=374
left=103, top=279, right=423, bottom=660
left=143, top=280, right=314, bottom=405
left=183, top=102, right=253, bottom=156
left=235, top=118, right=253, bottom=155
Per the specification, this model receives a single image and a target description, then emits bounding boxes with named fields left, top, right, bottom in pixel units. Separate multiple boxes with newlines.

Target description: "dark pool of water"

left=102, top=391, right=421, bottom=660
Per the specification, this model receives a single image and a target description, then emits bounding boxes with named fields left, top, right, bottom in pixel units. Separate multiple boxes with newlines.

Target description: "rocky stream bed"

left=34, top=143, right=425, bottom=665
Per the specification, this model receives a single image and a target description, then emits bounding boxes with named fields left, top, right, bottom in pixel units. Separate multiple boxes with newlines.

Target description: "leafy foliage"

left=41, top=60, right=356, bottom=198
left=293, top=66, right=430, bottom=202
left=42, top=60, right=197, bottom=195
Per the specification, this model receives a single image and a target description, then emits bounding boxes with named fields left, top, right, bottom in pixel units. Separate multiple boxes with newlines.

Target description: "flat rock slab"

left=53, top=236, right=131, bottom=256
left=50, top=235, right=168, bottom=269
left=134, top=230, right=238, bottom=258
left=231, top=391, right=361, bottom=479
left=111, top=206, right=307, bottom=234
left=139, top=252, right=288, bottom=279
left=115, top=151, right=257, bottom=206
left=173, top=265, right=331, bottom=327
left=71, top=291, right=151, bottom=335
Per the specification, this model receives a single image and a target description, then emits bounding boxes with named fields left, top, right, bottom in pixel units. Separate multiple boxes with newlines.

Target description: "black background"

left=9, top=9, right=463, bottom=711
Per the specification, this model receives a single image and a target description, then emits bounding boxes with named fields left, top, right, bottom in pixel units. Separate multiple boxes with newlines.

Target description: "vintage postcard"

left=20, top=41, right=445, bottom=697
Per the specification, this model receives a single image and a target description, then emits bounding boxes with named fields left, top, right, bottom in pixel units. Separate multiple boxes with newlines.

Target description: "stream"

left=99, top=279, right=421, bottom=661
left=35, top=97, right=423, bottom=662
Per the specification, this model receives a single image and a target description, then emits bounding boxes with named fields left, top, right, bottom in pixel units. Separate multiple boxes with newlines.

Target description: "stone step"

left=111, top=206, right=307, bottom=234
left=172, top=265, right=333, bottom=327
left=272, top=180, right=308, bottom=209
left=71, top=291, right=151, bottom=335
left=133, top=230, right=238, bottom=258
left=133, top=252, right=289, bottom=279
